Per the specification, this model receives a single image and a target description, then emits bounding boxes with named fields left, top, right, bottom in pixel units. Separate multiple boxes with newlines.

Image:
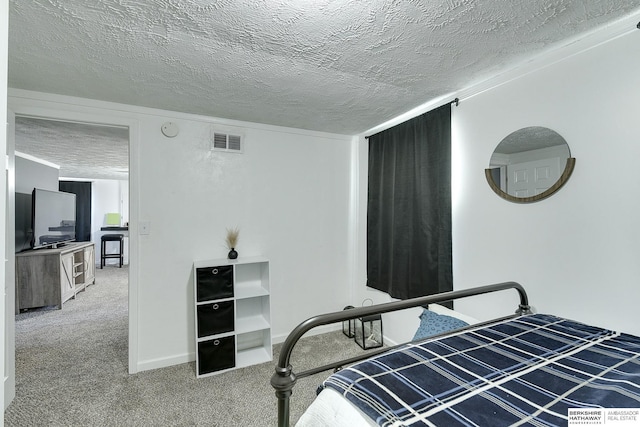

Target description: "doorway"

left=6, top=110, right=137, bottom=409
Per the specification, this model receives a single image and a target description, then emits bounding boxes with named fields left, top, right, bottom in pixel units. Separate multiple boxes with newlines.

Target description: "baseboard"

left=381, top=335, right=401, bottom=347
left=271, top=323, right=341, bottom=345
left=136, top=324, right=342, bottom=373
left=136, top=352, right=193, bottom=373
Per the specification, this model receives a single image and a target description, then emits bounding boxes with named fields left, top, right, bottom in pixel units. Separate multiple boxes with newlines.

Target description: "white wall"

left=135, top=116, right=353, bottom=369
left=8, top=91, right=354, bottom=372
left=91, top=180, right=120, bottom=229
left=452, top=29, right=640, bottom=336
left=15, top=154, right=59, bottom=193
left=91, top=179, right=129, bottom=265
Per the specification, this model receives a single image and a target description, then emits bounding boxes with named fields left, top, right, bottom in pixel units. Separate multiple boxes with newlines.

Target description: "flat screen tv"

left=15, top=192, right=33, bottom=252
left=31, top=188, right=76, bottom=249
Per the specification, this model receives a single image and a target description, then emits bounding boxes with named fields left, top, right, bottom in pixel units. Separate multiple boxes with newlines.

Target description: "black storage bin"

left=197, top=336, right=235, bottom=375
left=196, top=265, right=233, bottom=302
left=197, top=301, right=235, bottom=338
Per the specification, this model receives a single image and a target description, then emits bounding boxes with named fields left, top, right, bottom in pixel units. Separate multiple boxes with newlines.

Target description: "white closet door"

left=506, top=157, right=561, bottom=198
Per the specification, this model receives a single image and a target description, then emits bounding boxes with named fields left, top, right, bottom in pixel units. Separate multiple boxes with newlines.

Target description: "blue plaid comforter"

left=323, top=314, right=640, bottom=426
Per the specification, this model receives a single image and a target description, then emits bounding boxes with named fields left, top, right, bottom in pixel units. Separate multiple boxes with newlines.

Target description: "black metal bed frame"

left=270, top=281, right=532, bottom=427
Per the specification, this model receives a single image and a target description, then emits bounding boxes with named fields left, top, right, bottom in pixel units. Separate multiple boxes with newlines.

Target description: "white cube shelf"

left=193, top=256, right=272, bottom=378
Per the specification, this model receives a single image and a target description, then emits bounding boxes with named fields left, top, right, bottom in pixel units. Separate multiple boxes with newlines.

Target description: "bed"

left=271, top=282, right=640, bottom=427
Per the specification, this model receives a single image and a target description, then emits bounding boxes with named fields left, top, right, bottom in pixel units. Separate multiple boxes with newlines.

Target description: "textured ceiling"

left=494, top=126, right=568, bottom=155
left=15, top=118, right=129, bottom=181
left=8, top=1, right=640, bottom=179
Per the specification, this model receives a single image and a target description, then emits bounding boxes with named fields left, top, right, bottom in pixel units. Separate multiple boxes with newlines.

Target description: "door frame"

left=5, top=109, right=15, bottom=408
left=6, top=100, right=140, bottom=389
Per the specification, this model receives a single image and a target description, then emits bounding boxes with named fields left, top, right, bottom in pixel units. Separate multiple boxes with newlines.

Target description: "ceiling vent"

left=211, top=129, right=243, bottom=153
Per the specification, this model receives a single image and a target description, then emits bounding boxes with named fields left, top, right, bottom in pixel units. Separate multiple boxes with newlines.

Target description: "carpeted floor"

left=4, top=265, right=368, bottom=426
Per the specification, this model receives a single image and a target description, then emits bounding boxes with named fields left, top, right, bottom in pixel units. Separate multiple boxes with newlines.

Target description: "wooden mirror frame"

left=485, top=157, right=576, bottom=203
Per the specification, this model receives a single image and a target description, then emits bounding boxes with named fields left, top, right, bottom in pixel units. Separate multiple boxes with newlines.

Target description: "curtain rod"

left=364, top=97, right=459, bottom=139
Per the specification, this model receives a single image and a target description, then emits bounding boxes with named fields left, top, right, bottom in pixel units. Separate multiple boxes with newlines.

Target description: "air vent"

left=213, top=133, right=227, bottom=149
left=211, top=129, right=243, bottom=153
left=228, top=135, right=241, bottom=151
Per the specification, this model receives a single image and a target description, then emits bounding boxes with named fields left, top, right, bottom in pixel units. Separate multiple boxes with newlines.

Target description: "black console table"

left=100, top=226, right=128, bottom=231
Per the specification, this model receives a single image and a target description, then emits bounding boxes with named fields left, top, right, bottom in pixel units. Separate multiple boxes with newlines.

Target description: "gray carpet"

left=5, top=265, right=368, bottom=426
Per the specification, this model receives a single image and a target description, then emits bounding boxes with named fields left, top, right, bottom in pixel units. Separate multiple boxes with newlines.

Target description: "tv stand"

left=15, top=242, right=96, bottom=312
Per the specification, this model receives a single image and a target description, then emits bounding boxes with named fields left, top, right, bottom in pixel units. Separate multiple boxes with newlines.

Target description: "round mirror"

left=485, top=126, right=575, bottom=203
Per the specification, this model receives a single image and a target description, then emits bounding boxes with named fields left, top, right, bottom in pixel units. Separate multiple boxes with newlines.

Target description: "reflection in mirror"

left=485, top=126, right=575, bottom=203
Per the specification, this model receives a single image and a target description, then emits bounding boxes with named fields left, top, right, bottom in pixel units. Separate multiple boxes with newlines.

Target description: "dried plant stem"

left=225, top=227, right=240, bottom=249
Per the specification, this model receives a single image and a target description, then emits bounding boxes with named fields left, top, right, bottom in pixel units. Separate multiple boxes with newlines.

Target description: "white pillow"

left=428, top=303, right=479, bottom=325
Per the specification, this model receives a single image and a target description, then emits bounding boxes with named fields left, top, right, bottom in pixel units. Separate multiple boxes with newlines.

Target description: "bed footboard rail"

left=271, top=281, right=531, bottom=427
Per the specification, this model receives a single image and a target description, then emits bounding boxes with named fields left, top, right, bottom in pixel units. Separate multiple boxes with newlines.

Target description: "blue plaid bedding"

left=323, top=314, right=640, bottom=426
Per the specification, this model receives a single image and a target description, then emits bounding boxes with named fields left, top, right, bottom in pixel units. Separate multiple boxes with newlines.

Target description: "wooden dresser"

left=16, top=242, right=96, bottom=312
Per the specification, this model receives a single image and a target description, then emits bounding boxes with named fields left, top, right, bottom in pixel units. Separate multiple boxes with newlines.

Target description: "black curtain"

left=59, top=181, right=92, bottom=242
left=367, top=104, right=452, bottom=300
